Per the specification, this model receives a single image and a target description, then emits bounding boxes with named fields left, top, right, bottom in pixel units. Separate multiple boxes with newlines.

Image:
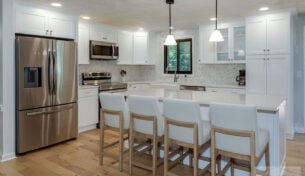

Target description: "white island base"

left=119, top=89, right=287, bottom=176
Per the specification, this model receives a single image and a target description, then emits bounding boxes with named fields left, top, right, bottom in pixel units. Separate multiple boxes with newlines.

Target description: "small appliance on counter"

left=236, top=69, right=246, bottom=86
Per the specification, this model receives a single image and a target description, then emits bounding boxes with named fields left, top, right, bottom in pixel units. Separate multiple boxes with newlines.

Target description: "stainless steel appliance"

left=236, top=69, right=246, bottom=86
left=90, top=40, right=119, bottom=60
left=82, top=72, right=127, bottom=92
left=16, top=35, right=78, bottom=154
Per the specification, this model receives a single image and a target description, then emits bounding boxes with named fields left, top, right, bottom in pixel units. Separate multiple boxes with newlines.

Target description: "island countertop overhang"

left=118, top=88, right=286, bottom=113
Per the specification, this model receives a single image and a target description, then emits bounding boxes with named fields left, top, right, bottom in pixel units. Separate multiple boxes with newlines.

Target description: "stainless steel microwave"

left=90, top=40, right=119, bottom=60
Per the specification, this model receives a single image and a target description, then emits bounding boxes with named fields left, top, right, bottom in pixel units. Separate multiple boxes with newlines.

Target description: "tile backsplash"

left=79, top=28, right=245, bottom=86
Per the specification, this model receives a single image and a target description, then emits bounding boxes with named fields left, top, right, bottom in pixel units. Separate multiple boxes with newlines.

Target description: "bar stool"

left=128, top=95, right=164, bottom=176
left=163, top=98, right=211, bottom=176
left=99, top=92, right=129, bottom=171
left=210, top=103, right=270, bottom=176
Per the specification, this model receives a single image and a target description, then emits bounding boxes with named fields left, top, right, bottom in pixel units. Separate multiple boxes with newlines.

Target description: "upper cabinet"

left=15, top=5, right=77, bottom=39
left=246, top=13, right=290, bottom=56
left=117, top=31, right=154, bottom=65
left=199, top=21, right=246, bottom=64
left=90, top=24, right=118, bottom=43
left=78, top=23, right=90, bottom=64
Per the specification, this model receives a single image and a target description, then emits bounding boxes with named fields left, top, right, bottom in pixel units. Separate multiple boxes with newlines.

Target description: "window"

left=164, top=38, right=192, bottom=74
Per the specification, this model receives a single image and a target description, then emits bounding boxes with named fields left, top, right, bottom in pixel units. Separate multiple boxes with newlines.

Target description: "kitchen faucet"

left=174, top=70, right=179, bottom=83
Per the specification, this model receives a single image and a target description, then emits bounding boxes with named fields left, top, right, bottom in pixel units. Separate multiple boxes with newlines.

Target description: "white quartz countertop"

left=126, top=81, right=245, bottom=89
left=117, top=88, right=285, bottom=112
left=78, top=85, right=99, bottom=89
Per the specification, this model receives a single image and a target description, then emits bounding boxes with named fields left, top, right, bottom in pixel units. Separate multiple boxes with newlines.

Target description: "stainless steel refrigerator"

left=16, top=35, right=78, bottom=154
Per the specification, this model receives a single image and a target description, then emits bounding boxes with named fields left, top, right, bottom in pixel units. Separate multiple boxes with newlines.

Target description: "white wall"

left=294, top=14, right=305, bottom=133
left=0, top=0, right=16, bottom=161
left=0, top=0, right=3, bottom=157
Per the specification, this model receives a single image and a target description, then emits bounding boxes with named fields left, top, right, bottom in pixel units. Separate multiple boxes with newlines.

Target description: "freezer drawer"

left=17, top=103, right=78, bottom=154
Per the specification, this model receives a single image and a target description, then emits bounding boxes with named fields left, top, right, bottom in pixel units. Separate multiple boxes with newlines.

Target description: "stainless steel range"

left=82, top=72, right=127, bottom=92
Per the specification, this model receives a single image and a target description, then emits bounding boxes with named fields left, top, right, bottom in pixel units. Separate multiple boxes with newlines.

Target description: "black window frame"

left=164, top=38, right=193, bottom=75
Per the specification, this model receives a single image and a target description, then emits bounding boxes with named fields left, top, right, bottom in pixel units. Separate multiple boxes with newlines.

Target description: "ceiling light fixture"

left=209, top=0, right=224, bottom=42
left=259, top=7, right=269, bottom=11
left=138, top=27, right=144, bottom=31
left=82, top=16, right=91, bottom=20
left=164, top=0, right=177, bottom=46
left=51, top=2, right=62, bottom=7
left=210, top=17, right=217, bottom=21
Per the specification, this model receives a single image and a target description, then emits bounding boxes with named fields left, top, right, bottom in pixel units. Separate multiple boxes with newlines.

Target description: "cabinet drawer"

left=78, top=88, right=98, bottom=98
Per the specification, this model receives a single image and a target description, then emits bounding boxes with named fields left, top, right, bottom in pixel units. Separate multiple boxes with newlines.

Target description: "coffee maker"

left=236, top=70, right=246, bottom=86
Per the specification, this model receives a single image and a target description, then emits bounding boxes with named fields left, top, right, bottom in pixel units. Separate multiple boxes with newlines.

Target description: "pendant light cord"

left=169, top=3, right=172, bottom=35
left=215, top=0, right=218, bottom=30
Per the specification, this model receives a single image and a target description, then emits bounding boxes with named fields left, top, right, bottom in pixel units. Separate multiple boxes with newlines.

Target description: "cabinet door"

left=216, top=28, right=230, bottom=61
left=233, top=26, right=246, bottom=61
left=246, top=56, right=267, bottom=94
left=49, top=14, right=76, bottom=39
left=198, top=26, right=216, bottom=63
left=117, top=31, right=133, bottom=64
left=246, top=16, right=267, bottom=55
left=267, top=14, right=290, bottom=55
left=15, top=8, right=48, bottom=36
left=78, top=97, right=99, bottom=129
left=78, top=23, right=90, bottom=64
left=267, top=55, right=289, bottom=96
left=133, top=33, right=149, bottom=64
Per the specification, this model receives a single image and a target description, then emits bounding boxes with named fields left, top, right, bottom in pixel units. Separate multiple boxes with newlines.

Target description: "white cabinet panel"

left=49, top=14, right=76, bottom=39
left=15, top=8, right=48, bottom=36
left=267, top=55, right=289, bottom=96
left=246, top=16, right=267, bottom=55
left=267, top=14, right=290, bottom=55
left=78, top=87, right=99, bottom=133
left=133, top=33, right=149, bottom=64
left=78, top=23, right=90, bottom=64
left=90, top=24, right=118, bottom=43
left=246, top=56, right=267, bottom=94
left=117, top=31, right=133, bottom=65
left=199, top=26, right=216, bottom=63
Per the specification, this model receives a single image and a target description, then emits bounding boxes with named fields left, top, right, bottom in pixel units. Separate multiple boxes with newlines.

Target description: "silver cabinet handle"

left=112, top=45, right=115, bottom=57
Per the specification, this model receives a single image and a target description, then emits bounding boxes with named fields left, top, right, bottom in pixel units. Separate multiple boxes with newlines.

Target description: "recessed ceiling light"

left=82, top=16, right=91, bottom=20
left=259, top=7, right=269, bottom=11
left=210, top=17, right=217, bottom=21
left=138, top=27, right=144, bottom=31
left=51, top=2, right=62, bottom=7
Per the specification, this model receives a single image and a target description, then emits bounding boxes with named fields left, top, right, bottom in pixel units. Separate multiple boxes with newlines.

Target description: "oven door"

left=90, top=40, right=119, bottom=60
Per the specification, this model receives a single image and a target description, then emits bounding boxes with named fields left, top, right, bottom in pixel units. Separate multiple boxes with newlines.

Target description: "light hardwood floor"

left=0, top=129, right=304, bottom=176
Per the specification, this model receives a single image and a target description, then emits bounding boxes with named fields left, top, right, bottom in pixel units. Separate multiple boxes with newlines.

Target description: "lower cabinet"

left=78, top=87, right=99, bottom=133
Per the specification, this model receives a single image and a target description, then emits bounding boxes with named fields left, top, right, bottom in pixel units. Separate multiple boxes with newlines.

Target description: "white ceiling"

left=18, top=0, right=305, bottom=31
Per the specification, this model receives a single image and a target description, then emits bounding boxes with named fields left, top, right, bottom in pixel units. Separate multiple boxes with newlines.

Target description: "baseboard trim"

left=78, top=124, right=97, bottom=133
left=286, top=133, right=294, bottom=140
left=295, top=127, right=305, bottom=134
left=1, top=152, right=16, bottom=162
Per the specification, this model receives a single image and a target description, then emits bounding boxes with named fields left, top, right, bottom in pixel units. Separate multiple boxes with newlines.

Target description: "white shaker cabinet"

left=198, top=25, right=216, bottom=64
left=15, top=5, right=77, bottom=39
left=78, top=87, right=99, bottom=133
left=246, top=13, right=290, bottom=55
left=133, top=32, right=149, bottom=64
left=117, top=31, right=134, bottom=65
left=246, top=55, right=289, bottom=96
left=78, top=23, right=90, bottom=64
left=90, top=24, right=118, bottom=43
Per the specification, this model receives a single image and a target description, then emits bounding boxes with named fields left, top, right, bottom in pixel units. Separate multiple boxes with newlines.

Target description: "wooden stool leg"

left=119, top=128, right=124, bottom=171
left=211, top=128, right=216, bottom=176
left=164, top=120, right=169, bottom=176
left=265, top=143, right=270, bottom=176
left=129, top=125, right=134, bottom=175
left=230, top=159, right=234, bottom=176
left=189, top=149, right=193, bottom=167
left=100, top=126, right=105, bottom=165
left=193, top=145, right=198, bottom=176
left=152, top=135, right=158, bottom=176
left=217, top=155, right=222, bottom=175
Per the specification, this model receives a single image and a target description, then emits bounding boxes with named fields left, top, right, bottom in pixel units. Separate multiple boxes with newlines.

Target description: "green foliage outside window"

left=165, top=39, right=192, bottom=74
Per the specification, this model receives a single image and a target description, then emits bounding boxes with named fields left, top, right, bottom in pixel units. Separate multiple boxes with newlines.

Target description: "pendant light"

left=164, top=0, right=177, bottom=45
left=209, top=0, right=224, bottom=42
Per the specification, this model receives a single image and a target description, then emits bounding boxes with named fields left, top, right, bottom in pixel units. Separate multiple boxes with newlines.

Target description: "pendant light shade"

left=209, top=0, right=224, bottom=42
left=209, top=29, right=224, bottom=42
left=164, top=0, right=177, bottom=45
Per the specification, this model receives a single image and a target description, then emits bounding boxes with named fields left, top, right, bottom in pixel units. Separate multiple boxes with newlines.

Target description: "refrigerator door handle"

left=112, top=44, right=115, bottom=58
left=48, top=50, right=53, bottom=95
left=26, top=105, right=73, bottom=116
left=52, top=43, right=57, bottom=95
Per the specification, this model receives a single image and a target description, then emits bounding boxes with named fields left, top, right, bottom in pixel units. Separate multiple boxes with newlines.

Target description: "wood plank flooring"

left=0, top=129, right=304, bottom=176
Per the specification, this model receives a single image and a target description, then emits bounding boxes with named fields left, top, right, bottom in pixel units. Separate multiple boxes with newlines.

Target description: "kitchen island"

left=116, top=88, right=287, bottom=176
